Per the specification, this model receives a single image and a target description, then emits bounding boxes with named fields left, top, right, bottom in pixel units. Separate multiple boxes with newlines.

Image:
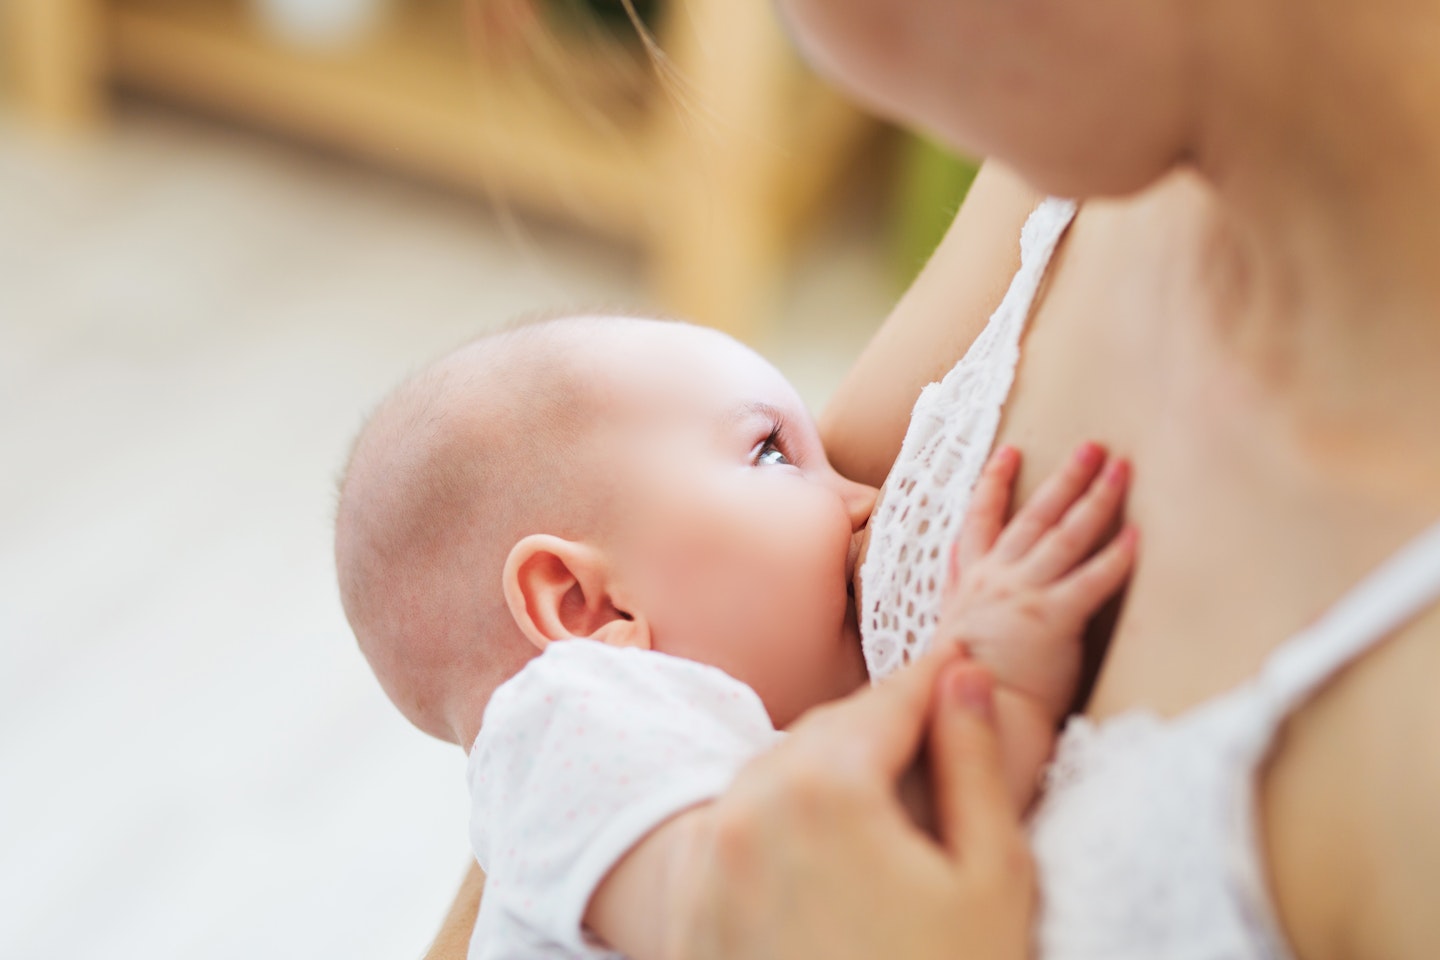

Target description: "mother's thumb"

left=928, top=663, right=1024, bottom=868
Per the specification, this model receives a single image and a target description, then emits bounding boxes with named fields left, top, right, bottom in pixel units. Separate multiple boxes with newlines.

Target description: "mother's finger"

left=790, top=640, right=969, bottom=781
left=928, top=662, right=1025, bottom=870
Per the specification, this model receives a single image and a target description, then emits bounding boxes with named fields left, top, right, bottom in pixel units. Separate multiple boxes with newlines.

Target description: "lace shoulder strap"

left=1249, top=520, right=1440, bottom=730
left=858, top=197, right=1076, bottom=681
left=916, top=196, right=1078, bottom=420
left=1013, top=197, right=1078, bottom=315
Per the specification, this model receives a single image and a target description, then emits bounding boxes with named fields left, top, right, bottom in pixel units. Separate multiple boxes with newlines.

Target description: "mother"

left=431, top=0, right=1440, bottom=955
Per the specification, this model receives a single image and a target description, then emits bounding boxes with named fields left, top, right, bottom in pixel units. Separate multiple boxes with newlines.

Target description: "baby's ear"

left=502, top=534, right=651, bottom=652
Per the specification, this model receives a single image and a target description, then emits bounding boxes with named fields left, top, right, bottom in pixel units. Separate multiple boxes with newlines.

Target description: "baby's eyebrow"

left=722, top=400, right=787, bottom=429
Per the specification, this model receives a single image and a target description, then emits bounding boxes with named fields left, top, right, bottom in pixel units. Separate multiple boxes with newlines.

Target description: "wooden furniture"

left=5, top=0, right=105, bottom=130
left=2, top=0, right=875, bottom=338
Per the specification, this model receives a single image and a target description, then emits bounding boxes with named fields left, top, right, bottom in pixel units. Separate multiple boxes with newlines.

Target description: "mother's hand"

left=668, top=648, right=1035, bottom=960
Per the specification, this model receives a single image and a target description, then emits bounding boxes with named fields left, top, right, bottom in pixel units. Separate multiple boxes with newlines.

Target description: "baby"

left=334, top=315, right=1133, bottom=960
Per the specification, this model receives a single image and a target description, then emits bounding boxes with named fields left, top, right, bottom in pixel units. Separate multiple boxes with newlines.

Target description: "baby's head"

left=336, top=316, right=876, bottom=748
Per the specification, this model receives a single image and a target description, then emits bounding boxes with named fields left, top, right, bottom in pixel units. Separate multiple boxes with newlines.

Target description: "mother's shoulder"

left=1259, top=603, right=1440, bottom=960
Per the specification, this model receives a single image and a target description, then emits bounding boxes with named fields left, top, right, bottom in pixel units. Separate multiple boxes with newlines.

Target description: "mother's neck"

left=1182, top=0, right=1440, bottom=470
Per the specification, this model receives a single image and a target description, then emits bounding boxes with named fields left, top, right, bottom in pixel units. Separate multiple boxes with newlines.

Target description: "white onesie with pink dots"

left=466, top=639, right=783, bottom=960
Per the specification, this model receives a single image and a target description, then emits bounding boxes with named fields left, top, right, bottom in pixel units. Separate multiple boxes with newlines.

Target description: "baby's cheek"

left=643, top=532, right=761, bottom=646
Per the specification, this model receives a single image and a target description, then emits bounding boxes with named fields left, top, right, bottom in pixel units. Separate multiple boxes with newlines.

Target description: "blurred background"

left=0, top=0, right=974, bottom=956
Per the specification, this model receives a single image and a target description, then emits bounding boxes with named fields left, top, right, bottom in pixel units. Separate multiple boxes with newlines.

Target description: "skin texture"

left=586, top=444, right=1134, bottom=960
left=818, top=161, right=1041, bottom=487
left=743, top=0, right=1440, bottom=957
left=423, top=436, right=1136, bottom=960
left=666, top=653, right=1031, bottom=960
left=776, top=0, right=1189, bottom=198
left=336, top=322, right=602, bottom=742
left=931, top=445, right=1135, bottom=810
left=505, top=319, right=879, bottom=732
left=424, top=0, right=1440, bottom=954
left=339, top=317, right=878, bottom=748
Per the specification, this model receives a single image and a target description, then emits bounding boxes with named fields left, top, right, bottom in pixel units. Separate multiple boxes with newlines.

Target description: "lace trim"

left=860, top=198, right=1077, bottom=681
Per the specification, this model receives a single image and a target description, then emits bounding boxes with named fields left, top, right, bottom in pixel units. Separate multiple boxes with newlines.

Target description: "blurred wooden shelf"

left=109, top=0, right=654, bottom=236
left=4, top=0, right=877, bottom=337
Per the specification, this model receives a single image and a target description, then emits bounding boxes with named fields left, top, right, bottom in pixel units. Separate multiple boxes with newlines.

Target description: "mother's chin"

left=774, top=0, right=1194, bottom=202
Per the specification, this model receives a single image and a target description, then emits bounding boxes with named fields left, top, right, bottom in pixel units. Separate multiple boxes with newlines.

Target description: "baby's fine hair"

left=333, top=314, right=653, bottom=742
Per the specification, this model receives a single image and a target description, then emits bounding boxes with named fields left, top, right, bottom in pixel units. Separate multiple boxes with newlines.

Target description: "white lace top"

left=1029, top=519, right=1440, bottom=959
left=859, top=197, right=1078, bottom=680
left=858, top=197, right=1440, bottom=959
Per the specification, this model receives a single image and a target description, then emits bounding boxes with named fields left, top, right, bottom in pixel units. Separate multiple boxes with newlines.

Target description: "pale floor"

left=0, top=102, right=894, bottom=959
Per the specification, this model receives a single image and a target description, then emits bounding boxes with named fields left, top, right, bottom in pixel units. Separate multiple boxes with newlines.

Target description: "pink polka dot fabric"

left=467, top=640, right=782, bottom=959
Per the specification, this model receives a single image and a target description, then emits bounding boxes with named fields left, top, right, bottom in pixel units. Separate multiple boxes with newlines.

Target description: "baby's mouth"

left=847, top=520, right=871, bottom=616
left=841, top=585, right=861, bottom=645
left=845, top=568, right=865, bottom=655
left=840, top=584, right=866, bottom=687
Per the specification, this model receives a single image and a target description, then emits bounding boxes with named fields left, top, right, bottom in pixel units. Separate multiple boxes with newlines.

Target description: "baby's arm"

left=469, top=643, right=780, bottom=960
left=584, top=805, right=709, bottom=960
left=936, top=442, right=1136, bottom=810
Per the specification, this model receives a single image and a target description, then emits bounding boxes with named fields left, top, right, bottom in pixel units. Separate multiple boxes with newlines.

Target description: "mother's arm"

left=422, top=864, right=484, bottom=960
left=1261, top=607, right=1440, bottom=960
left=821, top=161, right=1042, bottom=486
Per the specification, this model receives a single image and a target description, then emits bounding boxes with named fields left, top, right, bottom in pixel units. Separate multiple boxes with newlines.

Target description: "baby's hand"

left=938, top=442, right=1136, bottom=725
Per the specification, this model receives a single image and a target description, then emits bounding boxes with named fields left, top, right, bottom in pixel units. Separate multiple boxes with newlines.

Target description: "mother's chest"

left=990, top=217, right=1171, bottom=520
left=986, top=204, right=1292, bottom=717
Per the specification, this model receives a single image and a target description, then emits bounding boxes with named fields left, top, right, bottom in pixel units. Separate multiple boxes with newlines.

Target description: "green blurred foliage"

left=892, top=134, right=980, bottom=287
left=548, top=0, right=661, bottom=32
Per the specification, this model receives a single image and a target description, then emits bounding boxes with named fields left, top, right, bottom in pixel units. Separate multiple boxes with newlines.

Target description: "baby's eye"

left=751, top=421, right=797, bottom=467
left=756, top=442, right=791, bottom=467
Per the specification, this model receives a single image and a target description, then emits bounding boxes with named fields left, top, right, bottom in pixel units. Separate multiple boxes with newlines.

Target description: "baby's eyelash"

left=758, top=418, right=798, bottom=463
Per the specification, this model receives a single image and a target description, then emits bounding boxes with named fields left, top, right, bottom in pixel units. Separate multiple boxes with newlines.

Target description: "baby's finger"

left=1052, top=524, right=1139, bottom=618
left=955, top=446, right=1020, bottom=570
left=1022, top=457, right=1130, bottom=583
left=991, top=442, right=1106, bottom=562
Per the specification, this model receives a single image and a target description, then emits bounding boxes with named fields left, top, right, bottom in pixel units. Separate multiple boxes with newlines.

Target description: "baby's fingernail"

left=1074, top=442, right=1104, bottom=467
left=945, top=668, right=994, bottom=722
left=1105, top=457, right=1130, bottom=486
